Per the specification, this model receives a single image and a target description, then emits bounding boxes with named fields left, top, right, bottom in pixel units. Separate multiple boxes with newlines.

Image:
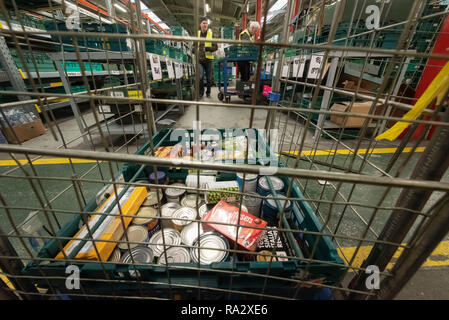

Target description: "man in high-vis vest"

left=197, top=17, right=217, bottom=98
left=238, top=21, right=260, bottom=82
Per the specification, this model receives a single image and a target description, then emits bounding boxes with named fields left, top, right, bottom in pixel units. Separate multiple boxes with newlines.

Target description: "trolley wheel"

left=218, top=92, right=224, bottom=101
left=225, top=96, right=231, bottom=103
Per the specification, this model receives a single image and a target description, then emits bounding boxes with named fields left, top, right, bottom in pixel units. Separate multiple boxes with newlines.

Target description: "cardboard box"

left=202, top=200, right=267, bottom=252
left=56, top=186, right=147, bottom=261
left=2, top=119, right=45, bottom=144
left=330, top=101, right=382, bottom=128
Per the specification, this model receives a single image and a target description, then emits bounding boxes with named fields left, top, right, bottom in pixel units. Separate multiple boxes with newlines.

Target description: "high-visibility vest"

left=239, top=29, right=254, bottom=42
left=198, top=29, right=214, bottom=60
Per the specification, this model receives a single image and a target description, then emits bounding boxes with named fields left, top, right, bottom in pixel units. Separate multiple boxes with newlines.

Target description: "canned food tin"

left=120, top=246, right=154, bottom=264
left=118, top=225, right=149, bottom=250
left=164, top=183, right=186, bottom=203
left=135, top=180, right=150, bottom=189
left=148, top=228, right=182, bottom=257
left=190, top=232, right=229, bottom=264
left=158, top=247, right=191, bottom=265
left=236, top=173, right=258, bottom=193
left=262, top=194, right=293, bottom=225
left=172, top=207, right=197, bottom=232
left=257, top=176, right=285, bottom=196
left=149, top=171, right=167, bottom=185
left=181, top=193, right=202, bottom=208
left=132, top=206, right=161, bottom=239
left=242, top=192, right=263, bottom=217
left=160, top=202, right=182, bottom=229
left=109, top=248, right=121, bottom=262
left=185, top=174, right=216, bottom=191
left=198, top=203, right=212, bottom=219
left=142, top=190, right=164, bottom=206
left=181, top=221, right=205, bottom=246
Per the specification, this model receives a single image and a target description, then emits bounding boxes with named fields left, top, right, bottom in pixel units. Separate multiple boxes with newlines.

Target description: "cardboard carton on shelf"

left=330, top=101, right=384, bottom=128
left=1, top=119, right=46, bottom=144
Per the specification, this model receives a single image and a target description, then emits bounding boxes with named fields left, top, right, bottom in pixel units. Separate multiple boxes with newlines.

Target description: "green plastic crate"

left=22, top=129, right=346, bottom=299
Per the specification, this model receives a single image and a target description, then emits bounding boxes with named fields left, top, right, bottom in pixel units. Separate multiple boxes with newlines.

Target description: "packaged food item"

left=236, top=173, right=258, bottom=192
left=204, top=181, right=239, bottom=204
left=262, top=194, right=293, bottom=226
left=256, top=227, right=294, bottom=261
left=164, top=183, right=186, bottom=203
left=171, top=207, right=197, bottom=232
left=117, top=225, right=149, bottom=250
left=56, top=186, right=147, bottom=261
left=148, top=228, right=182, bottom=257
left=131, top=206, right=161, bottom=239
left=201, top=200, right=267, bottom=252
left=190, top=232, right=229, bottom=264
left=242, top=192, right=263, bottom=217
left=149, top=171, right=168, bottom=185
left=142, top=190, right=163, bottom=206
left=257, top=176, right=285, bottom=196
left=181, top=193, right=203, bottom=208
left=185, top=174, right=216, bottom=191
left=160, top=202, right=182, bottom=228
left=158, top=247, right=191, bottom=264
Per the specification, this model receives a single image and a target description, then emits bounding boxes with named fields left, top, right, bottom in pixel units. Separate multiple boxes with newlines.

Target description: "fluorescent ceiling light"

left=114, top=3, right=127, bottom=12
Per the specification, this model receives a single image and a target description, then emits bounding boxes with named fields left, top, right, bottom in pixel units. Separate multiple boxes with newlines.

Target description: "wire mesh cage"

left=0, top=0, right=448, bottom=301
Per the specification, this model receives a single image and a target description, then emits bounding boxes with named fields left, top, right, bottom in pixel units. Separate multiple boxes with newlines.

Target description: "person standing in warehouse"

left=197, top=17, right=217, bottom=98
left=238, top=21, right=260, bottom=81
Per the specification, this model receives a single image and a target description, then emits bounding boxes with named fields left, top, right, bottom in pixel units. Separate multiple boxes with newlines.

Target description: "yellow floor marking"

left=338, top=240, right=449, bottom=272
left=282, top=146, right=426, bottom=157
left=0, top=268, right=15, bottom=290
left=0, top=158, right=99, bottom=167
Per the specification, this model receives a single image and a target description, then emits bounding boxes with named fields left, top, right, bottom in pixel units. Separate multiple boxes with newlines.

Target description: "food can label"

left=146, top=219, right=161, bottom=239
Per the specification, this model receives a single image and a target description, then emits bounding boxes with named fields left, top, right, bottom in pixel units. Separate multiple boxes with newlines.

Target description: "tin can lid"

left=118, top=225, right=149, bottom=249
left=258, top=176, right=284, bottom=191
left=161, top=202, right=182, bottom=218
left=236, top=173, right=259, bottom=180
left=165, top=183, right=186, bottom=197
left=181, top=193, right=202, bottom=208
left=142, top=190, right=163, bottom=206
left=181, top=221, right=204, bottom=246
left=109, top=248, right=121, bottom=262
left=133, top=206, right=158, bottom=225
left=158, top=247, right=191, bottom=265
left=198, top=203, right=211, bottom=218
left=190, top=232, right=229, bottom=264
left=149, top=171, right=166, bottom=182
left=172, top=207, right=197, bottom=227
left=265, top=194, right=292, bottom=211
left=148, top=228, right=181, bottom=257
left=120, top=246, right=154, bottom=264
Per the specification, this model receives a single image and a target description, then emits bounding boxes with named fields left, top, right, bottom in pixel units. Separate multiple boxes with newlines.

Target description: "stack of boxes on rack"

left=0, top=108, right=45, bottom=143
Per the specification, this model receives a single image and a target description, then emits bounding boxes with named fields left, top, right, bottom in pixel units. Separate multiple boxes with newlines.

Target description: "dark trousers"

left=238, top=61, right=251, bottom=81
left=199, top=60, right=213, bottom=96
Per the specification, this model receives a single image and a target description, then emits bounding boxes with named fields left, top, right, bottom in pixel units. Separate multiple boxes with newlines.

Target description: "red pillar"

left=242, top=12, right=248, bottom=30
left=411, top=14, right=449, bottom=140
left=256, top=0, right=262, bottom=40
left=289, top=0, right=301, bottom=32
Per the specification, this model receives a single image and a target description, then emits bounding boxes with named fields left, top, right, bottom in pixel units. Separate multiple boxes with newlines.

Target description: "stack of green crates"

left=145, top=39, right=164, bottom=55
left=170, top=26, right=186, bottom=36
left=10, top=49, right=57, bottom=73
left=224, top=45, right=258, bottom=58
left=221, top=26, right=234, bottom=39
left=44, top=21, right=129, bottom=52
left=63, top=61, right=103, bottom=73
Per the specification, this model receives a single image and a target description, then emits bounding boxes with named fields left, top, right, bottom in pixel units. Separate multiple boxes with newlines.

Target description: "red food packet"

left=201, top=200, right=268, bottom=252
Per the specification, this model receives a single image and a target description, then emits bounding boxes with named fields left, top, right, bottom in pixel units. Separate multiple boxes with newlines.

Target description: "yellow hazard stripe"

left=281, top=146, right=426, bottom=157
left=338, top=240, right=449, bottom=272
left=0, top=268, right=15, bottom=290
left=0, top=158, right=99, bottom=167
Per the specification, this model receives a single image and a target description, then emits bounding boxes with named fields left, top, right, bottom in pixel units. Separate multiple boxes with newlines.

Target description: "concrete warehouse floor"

left=0, top=86, right=448, bottom=300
